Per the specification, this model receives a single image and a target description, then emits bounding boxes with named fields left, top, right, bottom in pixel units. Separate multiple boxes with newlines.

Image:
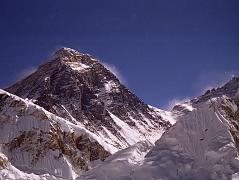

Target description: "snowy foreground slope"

left=80, top=97, right=239, bottom=180
left=0, top=89, right=110, bottom=179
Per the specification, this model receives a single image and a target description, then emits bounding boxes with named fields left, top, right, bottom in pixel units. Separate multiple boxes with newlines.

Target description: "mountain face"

left=6, top=48, right=171, bottom=152
left=0, top=48, right=172, bottom=179
left=1, top=47, right=239, bottom=180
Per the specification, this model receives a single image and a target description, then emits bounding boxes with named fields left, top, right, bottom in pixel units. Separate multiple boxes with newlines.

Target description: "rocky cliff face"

left=6, top=48, right=171, bottom=151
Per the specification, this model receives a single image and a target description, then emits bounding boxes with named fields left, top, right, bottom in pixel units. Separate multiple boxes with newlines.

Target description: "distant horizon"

left=1, top=0, right=239, bottom=109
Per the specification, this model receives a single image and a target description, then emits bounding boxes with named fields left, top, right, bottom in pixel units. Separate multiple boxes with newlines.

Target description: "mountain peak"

left=54, top=47, right=82, bottom=57
left=5, top=48, right=171, bottom=153
left=50, top=47, right=98, bottom=68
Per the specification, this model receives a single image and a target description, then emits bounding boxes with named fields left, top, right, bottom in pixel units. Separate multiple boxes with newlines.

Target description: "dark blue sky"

left=0, top=0, right=239, bottom=109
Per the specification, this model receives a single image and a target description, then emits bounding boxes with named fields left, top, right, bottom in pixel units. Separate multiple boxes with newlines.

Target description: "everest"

left=1, top=48, right=239, bottom=180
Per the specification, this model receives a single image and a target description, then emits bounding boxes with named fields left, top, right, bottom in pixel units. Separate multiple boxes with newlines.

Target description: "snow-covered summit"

left=53, top=47, right=97, bottom=64
left=55, top=47, right=82, bottom=56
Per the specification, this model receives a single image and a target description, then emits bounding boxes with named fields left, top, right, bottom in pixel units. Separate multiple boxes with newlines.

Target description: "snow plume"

left=167, top=97, right=191, bottom=110
left=17, top=66, right=37, bottom=80
left=102, top=62, right=126, bottom=84
left=195, top=70, right=238, bottom=95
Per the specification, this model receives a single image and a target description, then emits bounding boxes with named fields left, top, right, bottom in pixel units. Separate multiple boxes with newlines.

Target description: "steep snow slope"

left=6, top=48, right=171, bottom=151
left=0, top=89, right=111, bottom=179
left=83, top=96, right=239, bottom=180
left=78, top=141, right=153, bottom=180
left=134, top=97, right=239, bottom=180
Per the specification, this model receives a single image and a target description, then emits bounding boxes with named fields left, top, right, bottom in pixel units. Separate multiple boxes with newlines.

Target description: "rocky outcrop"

left=219, top=96, right=239, bottom=153
left=0, top=154, right=10, bottom=170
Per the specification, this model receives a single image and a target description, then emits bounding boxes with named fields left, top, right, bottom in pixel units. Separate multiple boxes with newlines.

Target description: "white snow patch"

left=108, top=111, right=143, bottom=145
left=104, top=81, right=120, bottom=93
left=128, top=114, right=164, bottom=144
left=180, top=102, right=194, bottom=111
left=79, top=141, right=152, bottom=180
left=148, top=105, right=177, bottom=124
left=66, top=62, right=90, bottom=72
